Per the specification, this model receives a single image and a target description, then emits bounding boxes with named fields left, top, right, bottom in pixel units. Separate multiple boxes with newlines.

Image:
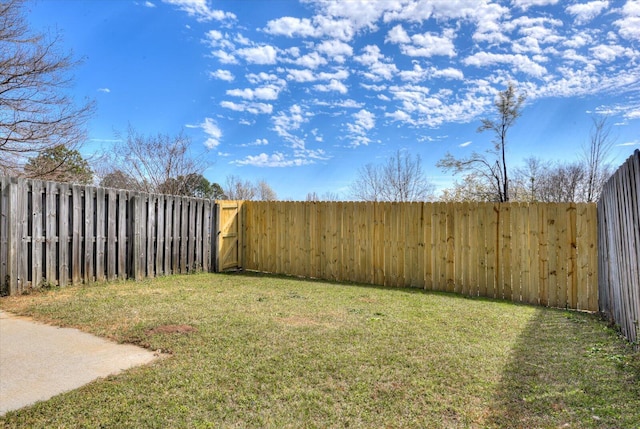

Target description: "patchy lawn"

left=1, top=272, right=638, bottom=428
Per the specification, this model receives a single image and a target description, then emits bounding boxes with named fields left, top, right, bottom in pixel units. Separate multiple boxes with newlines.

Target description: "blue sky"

left=27, top=0, right=640, bottom=200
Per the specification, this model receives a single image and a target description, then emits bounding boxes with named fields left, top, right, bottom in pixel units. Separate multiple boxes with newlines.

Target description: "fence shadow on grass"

left=218, top=269, right=469, bottom=299
left=486, top=308, right=640, bottom=428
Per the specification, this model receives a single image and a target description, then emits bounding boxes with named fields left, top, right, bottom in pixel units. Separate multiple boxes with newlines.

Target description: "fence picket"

left=95, top=187, right=105, bottom=282
left=58, top=183, right=69, bottom=287
left=32, top=180, right=43, bottom=288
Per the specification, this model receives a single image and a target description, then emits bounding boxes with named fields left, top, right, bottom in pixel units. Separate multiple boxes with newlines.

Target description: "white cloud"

left=272, top=104, right=310, bottom=147
left=386, top=25, right=411, bottom=44
left=355, top=45, right=398, bottom=81
left=566, top=1, right=609, bottom=25
left=227, top=84, right=282, bottom=101
left=564, top=34, right=592, bottom=48
left=264, top=16, right=317, bottom=38
left=316, top=40, right=353, bottom=62
left=617, top=140, right=640, bottom=146
left=512, top=0, right=559, bottom=10
left=399, top=64, right=463, bottom=82
left=589, top=44, right=626, bottom=62
left=398, top=64, right=427, bottom=82
left=314, top=98, right=364, bottom=109
left=314, top=79, right=348, bottom=94
left=463, top=52, right=547, bottom=77
left=317, top=69, right=350, bottom=81
left=615, top=0, right=640, bottom=41
left=264, top=13, right=356, bottom=41
left=394, top=28, right=457, bottom=58
left=311, top=16, right=356, bottom=40
left=198, top=117, right=222, bottom=149
left=317, top=0, right=387, bottom=30
left=162, top=0, right=236, bottom=22
left=254, top=86, right=282, bottom=100
left=287, top=68, right=316, bottom=82
left=293, top=51, right=328, bottom=69
left=220, top=100, right=273, bottom=115
left=240, top=138, right=269, bottom=147
left=472, top=2, right=511, bottom=43
left=212, top=49, right=238, bottom=64
left=234, top=33, right=251, bottom=46
left=355, top=44, right=384, bottom=66
left=433, top=67, right=464, bottom=80
left=97, top=87, right=111, bottom=93
left=354, top=109, right=375, bottom=130
left=385, top=110, right=412, bottom=123
left=246, top=72, right=282, bottom=84
left=226, top=88, right=254, bottom=99
left=347, top=109, right=376, bottom=146
left=232, top=152, right=314, bottom=167
left=144, top=1, right=156, bottom=8
left=236, top=45, right=278, bottom=65
left=209, top=69, right=234, bottom=81
left=459, top=141, right=472, bottom=147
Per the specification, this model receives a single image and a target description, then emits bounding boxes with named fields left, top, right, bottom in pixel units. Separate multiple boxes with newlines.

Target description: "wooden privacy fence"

left=0, top=177, right=219, bottom=296
left=598, top=149, right=640, bottom=344
left=0, top=176, right=601, bottom=314
left=243, top=201, right=599, bottom=311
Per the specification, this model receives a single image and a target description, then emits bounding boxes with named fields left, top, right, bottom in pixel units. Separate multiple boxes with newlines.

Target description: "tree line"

left=0, top=0, right=619, bottom=203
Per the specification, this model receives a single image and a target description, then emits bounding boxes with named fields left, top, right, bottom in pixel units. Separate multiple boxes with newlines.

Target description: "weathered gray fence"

left=598, top=150, right=640, bottom=345
left=0, top=177, right=216, bottom=296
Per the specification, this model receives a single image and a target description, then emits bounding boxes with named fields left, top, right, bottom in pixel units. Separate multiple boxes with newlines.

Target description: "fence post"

left=213, top=202, right=220, bottom=273
left=130, top=192, right=143, bottom=281
left=0, top=177, right=18, bottom=296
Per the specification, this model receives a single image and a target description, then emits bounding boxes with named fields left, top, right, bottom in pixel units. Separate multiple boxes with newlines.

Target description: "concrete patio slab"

left=0, top=310, right=158, bottom=416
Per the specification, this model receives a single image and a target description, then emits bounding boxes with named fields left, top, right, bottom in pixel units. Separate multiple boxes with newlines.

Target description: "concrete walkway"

left=0, top=310, right=158, bottom=416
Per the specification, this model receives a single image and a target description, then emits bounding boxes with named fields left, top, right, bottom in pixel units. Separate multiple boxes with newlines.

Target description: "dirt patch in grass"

left=276, top=316, right=321, bottom=327
left=145, top=324, right=197, bottom=335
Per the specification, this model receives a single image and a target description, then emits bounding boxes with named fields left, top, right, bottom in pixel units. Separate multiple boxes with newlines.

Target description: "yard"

left=0, top=272, right=638, bottom=428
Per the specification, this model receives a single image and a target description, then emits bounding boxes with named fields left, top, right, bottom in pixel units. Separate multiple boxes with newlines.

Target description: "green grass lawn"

left=1, top=272, right=638, bottom=428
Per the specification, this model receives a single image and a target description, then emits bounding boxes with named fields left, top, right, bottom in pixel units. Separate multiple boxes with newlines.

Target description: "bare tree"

left=540, top=162, right=586, bottom=202
left=321, top=191, right=341, bottom=201
left=224, top=176, right=278, bottom=201
left=224, top=175, right=256, bottom=200
left=107, top=125, right=205, bottom=194
left=351, top=150, right=434, bottom=202
left=439, top=172, right=496, bottom=202
left=256, top=180, right=277, bottom=201
left=306, top=191, right=341, bottom=201
left=438, top=83, right=525, bottom=202
left=0, top=0, right=94, bottom=176
left=512, top=157, right=552, bottom=202
left=582, top=116, right=614, bottom=202
left=512, top=157, right=588, bottom=203
left=350, top=163, right=384, bottom=201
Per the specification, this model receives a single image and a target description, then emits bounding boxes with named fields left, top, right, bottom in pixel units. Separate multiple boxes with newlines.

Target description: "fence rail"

left=598, top=150, right=640, bottom=344
left=0, top=177, right=216, bottom=295
left=243, top=201, right=599, bottom=311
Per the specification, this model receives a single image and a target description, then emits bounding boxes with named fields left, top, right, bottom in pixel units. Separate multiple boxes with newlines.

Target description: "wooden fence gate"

left=214, top=201, right=243, bottom=272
